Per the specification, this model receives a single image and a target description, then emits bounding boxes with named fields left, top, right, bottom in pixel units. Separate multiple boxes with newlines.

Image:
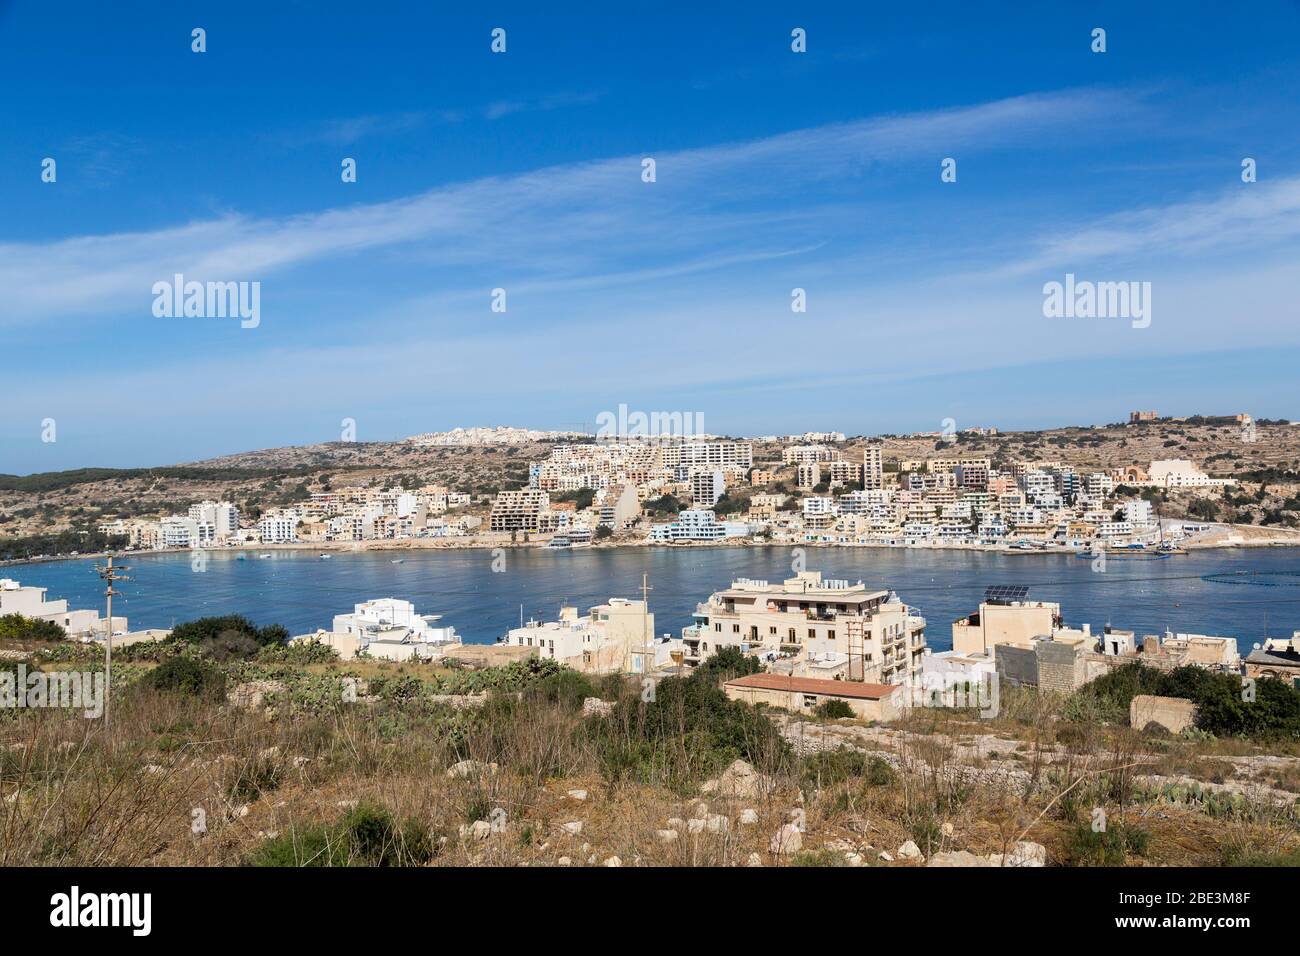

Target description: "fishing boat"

left=258, top=553, right=272, bottom=559
left=319, top=553, right=332, bottom=559
left=390, top=558, right=404, bottom=564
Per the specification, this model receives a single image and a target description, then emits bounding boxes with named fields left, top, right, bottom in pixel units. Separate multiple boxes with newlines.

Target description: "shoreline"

left=6, top=526, right=1300, bottom=569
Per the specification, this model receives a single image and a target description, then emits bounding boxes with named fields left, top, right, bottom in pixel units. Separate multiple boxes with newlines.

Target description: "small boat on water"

left=320, top=554, right=332, bottom=559
left=258, top=553, right=272, bottom=559
left=390, top=559, right=404, bottom=564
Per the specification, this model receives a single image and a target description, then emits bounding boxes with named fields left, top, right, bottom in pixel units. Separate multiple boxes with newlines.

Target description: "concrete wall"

left=1130, top=694, right=1198, bottom=733
left=995, top=643, right=1038, bottom=687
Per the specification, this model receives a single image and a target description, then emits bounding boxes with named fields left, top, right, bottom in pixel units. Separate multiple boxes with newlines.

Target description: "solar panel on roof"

left=985, top=585, right=1029, bottom=602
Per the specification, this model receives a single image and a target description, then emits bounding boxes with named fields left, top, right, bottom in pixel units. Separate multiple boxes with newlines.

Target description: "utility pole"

left=640, top=573, right=654, bottom=671
left=94, top=555, right=129, bottom=729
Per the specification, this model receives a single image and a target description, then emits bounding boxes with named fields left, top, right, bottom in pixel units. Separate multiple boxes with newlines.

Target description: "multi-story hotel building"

left=681, top=571, right=926, bottom=685
left=489, top=489, right=551, bottom=532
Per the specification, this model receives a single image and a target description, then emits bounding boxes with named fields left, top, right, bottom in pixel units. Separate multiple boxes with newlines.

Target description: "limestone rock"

left=928, top=850, right=997, bottom=868
left=897, top=840, right=924, bottom=862
left=227, top=680, right=286, bottom=710
left=446, top=759, right=497, bottom=779
left=739, top=808, right=759, bottom=826
left=1004, top=841, right=1047, bottom=867
left=716, top=759, right=772, bottom=799
left=769, top=823, right=803, bottom=855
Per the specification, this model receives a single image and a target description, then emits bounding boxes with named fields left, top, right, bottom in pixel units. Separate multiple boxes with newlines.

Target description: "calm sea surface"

left=7, top=546, right=1300, bottom=652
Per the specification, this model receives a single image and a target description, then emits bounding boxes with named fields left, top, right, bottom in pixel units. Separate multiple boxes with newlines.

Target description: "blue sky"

left=3, top=2, right=1300, bottom=473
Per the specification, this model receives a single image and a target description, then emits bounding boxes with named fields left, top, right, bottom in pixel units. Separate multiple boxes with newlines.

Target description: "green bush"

left=142, top=656, right=226, bottom=701
left=0, top=614, right=66, bottom=642
left=170, top=615, right=289, bottom=648
left=248, top=802, right=436, bottom=867
left=1061, top=820, right=1149, bottom=866
left=1068, top=662, right=1300, bottom=739
left=814, top=699, right=854, bottom=720
left=589, top=662, right=790, bottom=792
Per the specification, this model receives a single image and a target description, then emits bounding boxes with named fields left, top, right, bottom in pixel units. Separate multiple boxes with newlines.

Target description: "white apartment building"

left=258, top=512, right=299, bottom=543
left=661, top=441, right=753, bottom=470
left=0, top=578, right=123, bottom=639
left=330, top=597, right=460, bottom=661
left=690, top=470, right=726, bottom=507
left=503, top=598, right=653, bottom=674
left=648, top=509, right=748, bottom=541
left=783, top=445, right=839, bottom=465
left=188, top=500, right=240, bottom=539
left=161, top=516, right=214, bottom=548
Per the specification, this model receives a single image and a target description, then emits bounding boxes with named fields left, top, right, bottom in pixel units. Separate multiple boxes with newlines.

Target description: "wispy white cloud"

left=999, top=175, right=1300, bottom=276
left=0, top=87, right=1141, bottom=326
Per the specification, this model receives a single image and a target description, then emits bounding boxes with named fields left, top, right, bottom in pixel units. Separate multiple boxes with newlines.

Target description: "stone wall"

left=1036, top=640, right=1085, bottom=693
left=1130, top=694, right=1198, bottom=733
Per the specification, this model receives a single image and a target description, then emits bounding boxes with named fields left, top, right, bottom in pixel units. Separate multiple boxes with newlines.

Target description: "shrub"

left=589, top=663, right=790, bottom=792
left=141, top=655, right=226, bottom=702
left=814, top=699, right=854, bottom=720
left=198, top=630, right=261, bottom=662
left=1061, top=820, right=1149, bottom=866
left=247, top=802, right=436, bottom=867
left=0, top=614, right=66, bottom=642
left=171, top=615, right=288, bottom=648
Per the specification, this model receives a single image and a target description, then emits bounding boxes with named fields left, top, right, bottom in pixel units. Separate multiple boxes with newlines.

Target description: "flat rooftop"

left=725, top=673, right=898, bottom=700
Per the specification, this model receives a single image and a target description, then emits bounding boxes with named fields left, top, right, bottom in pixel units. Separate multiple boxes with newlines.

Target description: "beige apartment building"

left=952, top=596, right=1063, bottom=656
left=684, top=571, right=926, bottom=685
left=489, top=489, right=551, bottom=532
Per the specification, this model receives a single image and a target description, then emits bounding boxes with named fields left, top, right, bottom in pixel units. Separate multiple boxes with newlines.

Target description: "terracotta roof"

left=724, top=673, right=899, bottom=700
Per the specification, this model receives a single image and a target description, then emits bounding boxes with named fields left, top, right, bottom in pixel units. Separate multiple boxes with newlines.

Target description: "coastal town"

left=62, top=411, right=1299, bottom=562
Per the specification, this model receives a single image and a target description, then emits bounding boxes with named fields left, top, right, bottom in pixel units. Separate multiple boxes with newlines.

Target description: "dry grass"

left=2, top=652, right=1297, bottom=867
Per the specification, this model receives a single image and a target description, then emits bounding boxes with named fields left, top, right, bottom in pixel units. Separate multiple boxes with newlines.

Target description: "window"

left=802, top=695, right=818, bottom=708
left=715, top=623, right=722, bottom=632
left=808, top=628, right=816, bottom=639
left=733, top=624, right=740, bottom=633
left=787, top=628, right=796, bottom=641
left=827, top=630, right=835, bottom=641
left=769, top=626, right=777, bottom=635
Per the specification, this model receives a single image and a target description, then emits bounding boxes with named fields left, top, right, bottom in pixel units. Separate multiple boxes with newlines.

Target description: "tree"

left=171, top=615, right=289, bottom=647
left=0, top=614, right=65, bottom=642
